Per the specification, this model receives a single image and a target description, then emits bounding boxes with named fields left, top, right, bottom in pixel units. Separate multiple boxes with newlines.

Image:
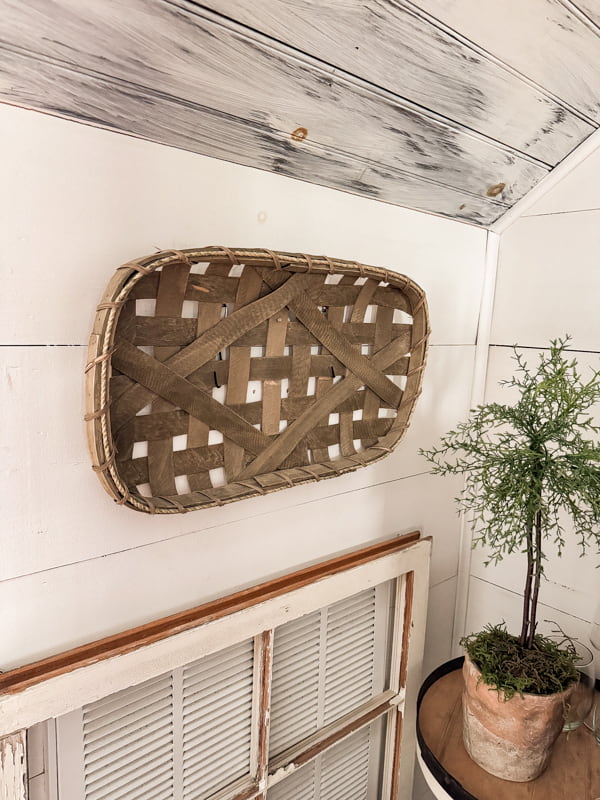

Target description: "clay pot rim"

left=463, top=650, right=577, bottom=701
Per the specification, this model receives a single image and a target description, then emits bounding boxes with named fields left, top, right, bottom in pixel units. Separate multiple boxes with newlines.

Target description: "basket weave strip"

left=86, top=247, right=429, bottom=513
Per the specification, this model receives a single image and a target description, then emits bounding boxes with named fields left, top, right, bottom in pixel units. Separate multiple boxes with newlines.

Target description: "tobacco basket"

left=86, top=247, right=429, bottom=513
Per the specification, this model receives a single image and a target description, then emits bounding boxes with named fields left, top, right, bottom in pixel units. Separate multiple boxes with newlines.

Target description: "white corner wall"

left=464, top=149, right=600, bottom=646
left=0, top=104, right=488, bottom=679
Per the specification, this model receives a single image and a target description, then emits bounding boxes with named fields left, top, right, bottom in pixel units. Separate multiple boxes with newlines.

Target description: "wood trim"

left=452, top=229, right=499, bottom=648
left=0, top=731, right=27, bottom=800
left=390, top=712, right=404, bottom=800
left=0, top=532, right=419, bottom=696
left=399, top=571, right=415, bottom=690
left=267, top=690, right=397, bottom=784
left=255, top=630, right=273, bottom=793
left=390, top=570, right=414, bottom=800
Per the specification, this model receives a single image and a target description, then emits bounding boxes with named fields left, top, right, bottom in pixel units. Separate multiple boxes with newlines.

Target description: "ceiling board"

left=0, top=1, right=548, bottom=204
left=1, top=47, right=506, bottom=225
left=0, top=0, right=598, bottom=226
left=417, top=0, right=600, bottom=122
left=199, top=0, right=593, bottom=165
left=571, top=0, right=600, bottom=30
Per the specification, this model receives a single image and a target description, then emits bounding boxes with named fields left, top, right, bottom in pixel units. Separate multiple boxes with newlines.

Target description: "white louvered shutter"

left=323, top=590, right=377, bottom=724
left=267, top=585, right=389, bottom=800
left=61, top=637, right=256, bottom=800
left=270, top=587, right=384, bottom=753
left=320, top=728, right=372, bottom=800
left=269, top=610, right=321, bottom=757
left=181, top=639, right=254, bottom=799
left=267, top=761, right=316, bottom=800
left=82, top=673, right=174, bottom=800
left=56, top=577, right=399, bottom=800
left=267, top=725, right=382, bottom=800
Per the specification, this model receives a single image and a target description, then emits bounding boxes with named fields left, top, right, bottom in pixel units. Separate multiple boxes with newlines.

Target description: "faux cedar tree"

left=421, top=336, right=600, bottom=650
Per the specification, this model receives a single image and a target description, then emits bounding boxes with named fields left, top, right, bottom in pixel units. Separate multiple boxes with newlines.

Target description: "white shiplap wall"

left=463, top=148, right=600, bottom=653
left=0, top=104, right=487, bottom=689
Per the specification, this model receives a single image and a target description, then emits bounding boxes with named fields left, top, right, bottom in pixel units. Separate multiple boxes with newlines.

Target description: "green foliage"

left=421, top=335, right=600, bottom=651
left=461, top=624, right=578, bottom=698
left=421, top=337, right=600, bottom=564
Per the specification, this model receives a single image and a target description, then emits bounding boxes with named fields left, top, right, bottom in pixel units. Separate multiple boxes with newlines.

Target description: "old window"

left=2, top=534, right=429, bottom=800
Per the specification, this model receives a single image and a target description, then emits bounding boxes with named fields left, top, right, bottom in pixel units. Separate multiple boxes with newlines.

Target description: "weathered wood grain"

left=570, top=0, right=600, bottom=30
left=0, top=47, right=508, bottom=224
left=0, top=1, right=548, bottom=207
left=0, top=732, right=27, bottom=800
left=416, top=0, right=600, bottom=123
left=199, top=0, right=594, bottom=165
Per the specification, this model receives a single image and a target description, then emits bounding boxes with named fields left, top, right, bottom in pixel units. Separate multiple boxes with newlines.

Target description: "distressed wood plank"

left=0, top=48, right=507, bottom=224
left=200, top=0, right=594, bottom=165
left=571, top=0, right=600, bottom=30
left=0, top=0, right=547, bottom=205
left=0, top=732, right=27, bottom=800
left=415, top=0, right=600, bottom=122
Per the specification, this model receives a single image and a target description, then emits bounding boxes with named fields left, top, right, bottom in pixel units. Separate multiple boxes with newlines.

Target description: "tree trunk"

left=527, top=510, right=544, bottom=648
left=520, top=522, right=535, bottom=648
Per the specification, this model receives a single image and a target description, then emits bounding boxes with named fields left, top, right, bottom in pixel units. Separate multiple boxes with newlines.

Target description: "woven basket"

left=86, top=247, right=429, bottom=513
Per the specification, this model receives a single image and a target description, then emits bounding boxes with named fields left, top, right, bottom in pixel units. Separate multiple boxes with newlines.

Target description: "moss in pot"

left=421, top=336, right=600, bottom=781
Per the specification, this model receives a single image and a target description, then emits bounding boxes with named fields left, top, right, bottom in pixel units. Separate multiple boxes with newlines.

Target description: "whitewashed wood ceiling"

left=1, top=0, right=599, bottom=226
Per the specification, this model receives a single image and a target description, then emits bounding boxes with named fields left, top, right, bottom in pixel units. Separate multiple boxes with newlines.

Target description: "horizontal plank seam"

left=0, top=473, right=433, bottom=585
left=470, top=574, right=593, bottom=623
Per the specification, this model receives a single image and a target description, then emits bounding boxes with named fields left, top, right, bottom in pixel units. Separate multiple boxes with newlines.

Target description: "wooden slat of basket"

left=110, top=271, right=311, bottom=431
left=129, top=319, right=409, bottom=349
left=148, top=260, right=191, bottom=497
left=187, top=262, right=228, bottom=491
left=262, top=311, right=288, bottom=436
left=362, top=305, right=395, bottom=450
left=112, top=341, right=272, bottom=455
left=237, top=335, right=410, bottom=481
left=130, top=274, right=413, bottom=314
left=223, top=265, right=265, bottom=481
left=312, top=302, right=344, bottom=463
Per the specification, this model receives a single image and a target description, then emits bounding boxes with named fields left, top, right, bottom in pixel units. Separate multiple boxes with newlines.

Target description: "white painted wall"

left=0, top=105, right=488, bottom=690
left=463, top=148, right=600, bottom=657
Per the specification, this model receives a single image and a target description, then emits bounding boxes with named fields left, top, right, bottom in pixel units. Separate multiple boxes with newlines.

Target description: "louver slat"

left=84, top=716, right=172, bottom=767
left=85, top=730, right=173, bottom=778
left=82, top=675, right=174, bottom=800
left=87, top=760, right=174, bottom=800
left=84, top=700, right=174, bottom=749
left=84, top=678, right=172, bottom=738
left=269, top=611, right=321, bottom=757
left=267, top=762, right=317, bottom=800
left=182, top=639, right=254, bottom=800
left=320, top=728, right=371, bottom=800
left=324, top=590, right=376, bottom=726
left=270, top=590, right=379, bottom=762
left=83, top=675, right=172, bottom=721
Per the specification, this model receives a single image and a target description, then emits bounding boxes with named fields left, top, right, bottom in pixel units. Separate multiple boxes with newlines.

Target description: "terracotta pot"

left=462, top=652, right=575, bottom=782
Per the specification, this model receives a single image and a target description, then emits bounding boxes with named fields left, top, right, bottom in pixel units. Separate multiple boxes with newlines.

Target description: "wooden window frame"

left=0, top=532, right=430, bottom=800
